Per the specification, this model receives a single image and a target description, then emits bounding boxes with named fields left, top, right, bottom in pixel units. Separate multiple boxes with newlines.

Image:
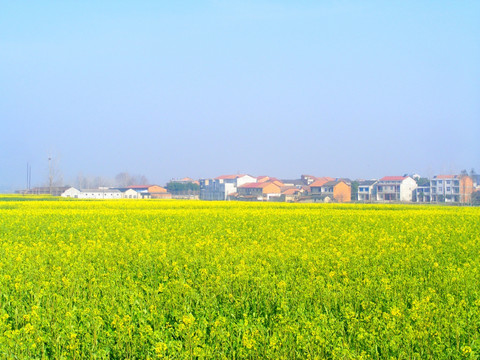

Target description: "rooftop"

left=310, top=177, right=335, bottom=187
left=239, top=181, right=279, bottom=189
left=434, top=175, right=457, bottom=180
left=322, top=180, right=344, bottom=187
left=358, top=180, right=377, bottom=186
left=215, top=174, right=246, bottom=180
left=380, top=176, right=406, bottom=181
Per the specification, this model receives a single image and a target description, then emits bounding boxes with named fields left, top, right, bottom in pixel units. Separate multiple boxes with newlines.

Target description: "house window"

left=446, top=187, right=451, bottom=192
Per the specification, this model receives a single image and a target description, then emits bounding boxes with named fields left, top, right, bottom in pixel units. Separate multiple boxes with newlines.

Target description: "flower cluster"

left=0, top=198, right=479, bottom=358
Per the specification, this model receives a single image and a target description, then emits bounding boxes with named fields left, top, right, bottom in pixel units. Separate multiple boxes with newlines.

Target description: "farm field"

left=0, top=198, right=479, bottom=359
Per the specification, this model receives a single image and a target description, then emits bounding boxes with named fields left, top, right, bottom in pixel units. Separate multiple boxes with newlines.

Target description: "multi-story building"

left=430, top=175, right=473, bottom=203
left=309, top=177, right=335, bottom=196
left=311, top=180, right=351, bottom=203
left=199, top=174, right=257, bottom=200
left=237, top=181, right=282, bottom=201
left=376, top=176, right=417, bottom=202
left=413, top=184, right=431, bottom=203
left=357, top=180, right=377, bottom=201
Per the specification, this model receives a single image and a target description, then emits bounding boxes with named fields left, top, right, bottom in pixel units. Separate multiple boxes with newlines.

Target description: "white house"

left=123, top=188, right=141, bottom=199
left=200, top=174, right=257, bottom=200
left=61, top=187, right=81, bottom=198
left=430, top=175, right=474, bottom=203
left=376, top=176, right=417, bottom=202
left=61, top=187, right=122, bottom=199
left=413, top=184, right=431, bottom=203
left=357, top=180, right=377, bottom=201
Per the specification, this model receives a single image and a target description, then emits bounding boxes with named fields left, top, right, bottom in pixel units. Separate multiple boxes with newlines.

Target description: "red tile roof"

left=239, top=181, right=280, bottom=189
left=310, top=177, right=335, bottom=187
left=435, top=175, right=456, bottom=179
left=257, top=176, right=280, bottom=182
left=256, top=176, right=270, bottom=182
left=380, top=176, right=406, bottom=181
left=282, top=188, right=299, bottom=195
left=239, top=182, right=271, bottom=189
left=215, top=174, right=245, bottom=180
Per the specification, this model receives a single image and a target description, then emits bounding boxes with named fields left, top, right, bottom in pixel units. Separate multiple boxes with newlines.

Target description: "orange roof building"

left=311, top=180, right=351, bottom=203
left=238, top=181, right=282, bottom=200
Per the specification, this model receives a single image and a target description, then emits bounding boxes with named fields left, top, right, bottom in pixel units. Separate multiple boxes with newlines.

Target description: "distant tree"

left=75, top=173, right=87, bottom=189
left=166, top=181, right=200, bottom=194
left=134, top=175, right=149, bottom=185
left=472, top=191, right=480, bottom=205
left=46, top=156, right=63, bottom=191
left=115, top=172, right=132, bottom=187
left=92, top=176, right=113, bottom=188
left=350, top=181, right=359, bottom=201
left=75, top=173, right=114, bottom=189
left=416, top=177, right=430, bottom=186
left=418, top=191, right=425, bottom=202
left=470, top=168, right=477, bottom=177
left=461, top=169, right=468, bottom=176
left=115, top=173, right=148, bottom=187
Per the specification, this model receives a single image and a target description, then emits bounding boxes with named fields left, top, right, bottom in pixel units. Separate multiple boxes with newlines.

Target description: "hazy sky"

left=1, top=1, right=479, bottom=190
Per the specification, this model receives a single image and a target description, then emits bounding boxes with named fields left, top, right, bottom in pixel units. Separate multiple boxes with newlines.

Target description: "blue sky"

left=1, top=1, right=479, bottom=190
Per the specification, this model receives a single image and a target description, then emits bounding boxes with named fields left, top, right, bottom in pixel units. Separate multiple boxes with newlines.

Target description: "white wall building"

left=123, top=188, right=141, bottom=199
left=200, top=174, right=257, bottom=200
left=430, top=175, right=464, bottom=203
left=61, top=187, right=81, bottom=198
left=61, top=187, right=122, bottom=199
left=376, top=176, right=417, bottom=202
left=357, top=180, right=377, bottom=201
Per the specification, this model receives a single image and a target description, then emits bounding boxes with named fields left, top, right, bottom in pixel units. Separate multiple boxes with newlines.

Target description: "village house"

left=309, top=177, right=335, bottom=196
left=237, top=181, right=283, bottom=201
left=430, top=175, right=473, bottom=203
left=376, top=176, right=417, bottom=202
left=315, top=180, right=351, bottom=203
left=149, top=185, right=172, bottom=199
left=61, top=185, right=170, bottom=200
left=199, top=174, right=257, bottom=200
left=281, top=187, right=304, bottom=202
left=61, top=187, right=122, bottom=199
left=116, top=185, right=169, bottom=199
left=357, top=180, right=377, bottom=201
left=413, top=184, right=431, bottom=203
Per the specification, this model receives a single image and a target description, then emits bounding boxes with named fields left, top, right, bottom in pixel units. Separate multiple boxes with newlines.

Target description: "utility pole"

left=26, top=163, right=31, bottom=193
left=48, top=157, right=52, bottom=195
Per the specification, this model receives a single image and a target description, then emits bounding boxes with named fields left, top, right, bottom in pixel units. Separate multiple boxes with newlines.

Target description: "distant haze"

left=1, top=1, right=479, bottom=191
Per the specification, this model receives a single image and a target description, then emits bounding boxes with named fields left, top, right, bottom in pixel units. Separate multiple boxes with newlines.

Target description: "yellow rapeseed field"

left=0, top=197, right=479, bottom=359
